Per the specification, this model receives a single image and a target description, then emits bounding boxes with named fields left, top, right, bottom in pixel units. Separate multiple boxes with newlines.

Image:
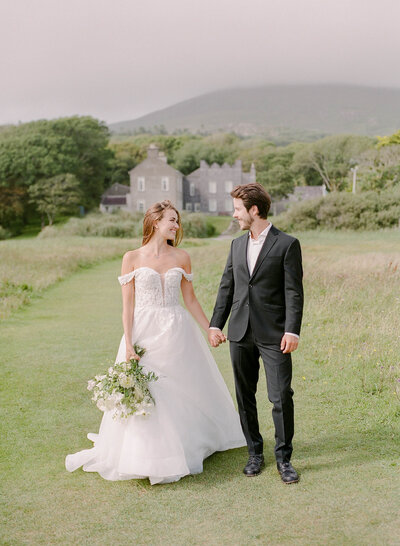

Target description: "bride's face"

left=155, top=209, right=179, bottom=240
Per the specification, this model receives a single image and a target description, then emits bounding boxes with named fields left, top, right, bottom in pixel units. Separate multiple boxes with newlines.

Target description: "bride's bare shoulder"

left=121, top=248, right=141, bottom=274
left=173, top=247, right=191, bottom=271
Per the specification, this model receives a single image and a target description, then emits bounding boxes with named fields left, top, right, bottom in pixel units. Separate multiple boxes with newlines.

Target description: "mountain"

left=109, top=85, right=400, bottom=142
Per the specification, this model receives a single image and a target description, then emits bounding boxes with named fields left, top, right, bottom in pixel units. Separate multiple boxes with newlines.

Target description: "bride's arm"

left=180, top=254, right=210, bottom=333
left=120, top=252, right=140, bottom=361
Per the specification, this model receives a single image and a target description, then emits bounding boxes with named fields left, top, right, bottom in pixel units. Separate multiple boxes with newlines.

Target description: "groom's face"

left=233, top=198, right=253, bottom=230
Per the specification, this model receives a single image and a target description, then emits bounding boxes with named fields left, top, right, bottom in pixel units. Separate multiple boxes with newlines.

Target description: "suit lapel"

left=249, top=226, right=279, bottom=281
left=238, top=233, right=250, bottom=277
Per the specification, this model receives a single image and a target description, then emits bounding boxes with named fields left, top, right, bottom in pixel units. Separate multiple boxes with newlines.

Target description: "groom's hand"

left=280, top=334, right=299, bottom=354
left=208, top=328, right=226, bottom=347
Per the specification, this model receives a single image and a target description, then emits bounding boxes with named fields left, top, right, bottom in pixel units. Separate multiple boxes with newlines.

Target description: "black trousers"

left=229, top=322, right=294, bottom=463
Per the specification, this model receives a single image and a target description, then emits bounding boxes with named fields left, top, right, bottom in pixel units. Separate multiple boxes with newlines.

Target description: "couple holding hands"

left=66, top=183, right=303, bottom=486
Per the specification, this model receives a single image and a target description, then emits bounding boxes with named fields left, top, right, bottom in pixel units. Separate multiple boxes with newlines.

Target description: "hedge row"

left=274, top=189, right=400, bottom=231
left=38, top=211, right=216, bottom=239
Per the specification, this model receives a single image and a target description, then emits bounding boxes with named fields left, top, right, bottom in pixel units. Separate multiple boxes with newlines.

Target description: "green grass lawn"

left=1, top=233, right=400, bottom=545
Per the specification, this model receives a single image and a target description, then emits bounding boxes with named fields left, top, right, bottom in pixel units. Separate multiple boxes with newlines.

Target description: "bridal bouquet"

left=87, top=345, right=158, bottom=420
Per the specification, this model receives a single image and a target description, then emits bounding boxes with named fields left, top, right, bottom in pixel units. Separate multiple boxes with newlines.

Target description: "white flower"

left=87, top=379, right=96, bottom=391
left=119, top=373, right=134, bottom=388
left=111, top=392, right=124, bottom=403
left=96, top=399, right=107, bottom=411
left=108, top=367, right=114, bottom=375
left=135, top=386, right=144, bottom=398
left=103, top=397, right=116, bottom=411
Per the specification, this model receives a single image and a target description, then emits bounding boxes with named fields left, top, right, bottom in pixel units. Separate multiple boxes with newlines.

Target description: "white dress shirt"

left=247, top=223, right=299, bottom=339
left=210, top=223, right=299, bottom=339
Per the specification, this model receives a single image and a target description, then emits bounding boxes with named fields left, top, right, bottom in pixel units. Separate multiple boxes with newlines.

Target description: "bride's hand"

left=126, top=346, right=141, bottom=362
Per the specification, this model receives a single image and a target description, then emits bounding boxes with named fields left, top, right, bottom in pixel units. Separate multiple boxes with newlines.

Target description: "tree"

left=28, top=173, right=82, bottom=227
left=0, top=186, right=26, bottom=234
left=291, top=135, right=373, bottom=191
left=172, top=133, right=240, bottom=174
left=0, top=116, right=112, bottom=209
left=377, top=129, right=400, bottom=147
left=356, top=145, right=400, bottom=191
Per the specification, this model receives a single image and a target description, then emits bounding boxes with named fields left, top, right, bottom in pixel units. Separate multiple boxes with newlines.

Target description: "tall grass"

left=1, top=232, right=400, bottom=544
left=0, top=236, right=212, bottom=320
left=0, top=237, right=138, bottom=320
left=0, top=232, right=399, bottom=544
left=38, top=210, right=220, bottom=239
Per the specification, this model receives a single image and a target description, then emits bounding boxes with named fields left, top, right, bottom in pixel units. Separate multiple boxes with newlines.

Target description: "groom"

left=208, top=183, right=303, bottom=484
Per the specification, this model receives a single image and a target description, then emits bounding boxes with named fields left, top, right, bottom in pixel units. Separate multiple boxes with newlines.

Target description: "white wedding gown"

left=65, top=266, right=246, bottom=484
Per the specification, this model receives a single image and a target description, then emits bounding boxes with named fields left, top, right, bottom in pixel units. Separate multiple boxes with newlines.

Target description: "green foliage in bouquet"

left=87, top=344, right=158, bottom=420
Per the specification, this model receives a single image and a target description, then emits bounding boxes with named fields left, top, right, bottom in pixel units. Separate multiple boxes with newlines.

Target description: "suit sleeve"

left=283, top=238, right=304, bottom=336
left=209, top=241, right=235, bottom=330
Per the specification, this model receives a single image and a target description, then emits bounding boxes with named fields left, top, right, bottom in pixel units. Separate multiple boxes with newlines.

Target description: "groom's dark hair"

left=231, top=183, right=271, bottom=219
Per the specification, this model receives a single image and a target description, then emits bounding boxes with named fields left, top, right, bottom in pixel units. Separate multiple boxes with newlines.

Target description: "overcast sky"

left=1, top=0, right=399, bottom=126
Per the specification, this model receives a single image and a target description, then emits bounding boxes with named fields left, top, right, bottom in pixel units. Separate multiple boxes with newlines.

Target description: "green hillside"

left=110, top=85, right=400, bottom=141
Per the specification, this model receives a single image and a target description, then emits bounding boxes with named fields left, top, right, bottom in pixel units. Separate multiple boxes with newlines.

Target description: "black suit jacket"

left=210, top=225, right=304, bottom=344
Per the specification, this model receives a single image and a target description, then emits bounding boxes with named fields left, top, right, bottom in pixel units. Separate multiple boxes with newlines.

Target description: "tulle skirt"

left=65, top=305, right=246, bottom=484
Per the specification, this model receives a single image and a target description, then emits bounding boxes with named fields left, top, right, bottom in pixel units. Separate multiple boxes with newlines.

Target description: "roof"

left=102, top=183, right=130, bottom=197
left=101, top=196, right=127, bottom=205
left=129, top=157, right=183, bottom=177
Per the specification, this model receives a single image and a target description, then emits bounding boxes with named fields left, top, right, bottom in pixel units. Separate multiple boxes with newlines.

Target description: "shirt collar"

left=249, top=222, right=272, bottom=243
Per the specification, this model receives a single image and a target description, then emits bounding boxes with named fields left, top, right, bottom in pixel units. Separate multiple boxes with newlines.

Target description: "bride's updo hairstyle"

left=142, top=200, right=183, bottom=247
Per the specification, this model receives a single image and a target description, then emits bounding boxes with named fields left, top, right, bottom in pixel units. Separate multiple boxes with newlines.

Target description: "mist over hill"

left=109, top=85, right=400, bottom=142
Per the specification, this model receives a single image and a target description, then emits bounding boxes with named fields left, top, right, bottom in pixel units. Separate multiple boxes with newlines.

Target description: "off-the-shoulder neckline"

left=121, top=266, right=191, bottom=277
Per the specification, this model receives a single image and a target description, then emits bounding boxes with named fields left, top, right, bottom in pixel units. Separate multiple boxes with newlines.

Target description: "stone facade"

left=127, top=144, right=183, bottom=213
left=100, top=183, right=130, bottom=213
left=184, top=160, right=256, bottom=215
left=100, top=144, right=256, bottom=215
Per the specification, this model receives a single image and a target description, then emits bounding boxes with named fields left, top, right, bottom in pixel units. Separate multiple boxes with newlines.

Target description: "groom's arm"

left=283, top=238, right=304, bottom=337
left=209, top=241, right=235, bottom=331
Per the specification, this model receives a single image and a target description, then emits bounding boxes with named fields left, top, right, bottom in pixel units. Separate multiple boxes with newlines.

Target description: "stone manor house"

left=100, top=144, right=256, bottom=215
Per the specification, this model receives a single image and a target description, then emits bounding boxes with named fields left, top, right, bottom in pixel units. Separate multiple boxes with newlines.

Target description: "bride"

left=65, top=200, right=246, bottom=484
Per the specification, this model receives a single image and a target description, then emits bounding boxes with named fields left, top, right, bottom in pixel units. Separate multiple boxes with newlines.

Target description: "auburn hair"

left=142, top=200, right=183, bottom=247
left=230, top=183, right=271, bottom=219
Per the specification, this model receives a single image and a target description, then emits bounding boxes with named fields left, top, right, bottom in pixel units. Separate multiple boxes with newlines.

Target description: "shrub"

left=181, top=213, right=216, bottom=238
left=275, top=189, right=400, bottom=231
left=0, top=225, right=12, bottom=240
left=38, top=210, right=217, bottom=239
left=38, top=211, right=143, bottom=238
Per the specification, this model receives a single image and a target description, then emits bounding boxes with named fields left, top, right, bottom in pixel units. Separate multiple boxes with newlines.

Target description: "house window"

left=177, top=177, right=182, bottom=192
left=185, top=203, right=193, bottom=211
left=194, top=203, right=201, bottom=212
left=190, top=182, right=195, bottom=196
left=161, top=177, right=169, bottom=191
left=137, top=177, right=145, bottom=192
left=209, top=181, right=217, bottom=194
left=225, top=180, right=233, bottom=193
left=137, top=200, right=146, bottom=212
left=225, top=198, right=233, bottom=212
left=209, top=199, right=217, bottom=212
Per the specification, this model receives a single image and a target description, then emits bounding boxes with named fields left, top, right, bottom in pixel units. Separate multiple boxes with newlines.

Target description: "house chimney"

left=250, top=162, right=256, bottom=182
left=158, top=151, right=167, bottom=163
left=147, top=143, right=159, bottom=159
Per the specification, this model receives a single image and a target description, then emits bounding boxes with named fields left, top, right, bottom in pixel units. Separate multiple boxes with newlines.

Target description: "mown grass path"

left=1, top=235, right=399, bottom=545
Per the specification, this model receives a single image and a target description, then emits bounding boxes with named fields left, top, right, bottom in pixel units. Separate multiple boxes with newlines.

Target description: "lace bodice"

left=118, top=267, right=193, bottom=309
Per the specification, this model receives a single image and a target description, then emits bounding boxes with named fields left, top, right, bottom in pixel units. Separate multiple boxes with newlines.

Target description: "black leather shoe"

left=277, top=462, right=299, bottom=484
left=243, top=455, right=265, bottom=476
